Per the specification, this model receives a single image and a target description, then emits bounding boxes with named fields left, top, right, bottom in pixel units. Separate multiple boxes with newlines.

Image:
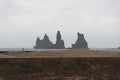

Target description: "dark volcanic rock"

left=34, top=31, right=88, bottom=49
left=34, top=34, right=54, bottom=49
left=34, top=31, right=65, bottom=49
left=34, top=37, right=40, bottom=49
left=72, top=32, right=88, bottom=49
left=55, top=31, right=65, bottom=49
left=118, top=47, right=120, bottom=49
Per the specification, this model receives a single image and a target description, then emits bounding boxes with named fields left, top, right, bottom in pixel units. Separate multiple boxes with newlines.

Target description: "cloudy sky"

left=0, top=0, right=120, bottom=48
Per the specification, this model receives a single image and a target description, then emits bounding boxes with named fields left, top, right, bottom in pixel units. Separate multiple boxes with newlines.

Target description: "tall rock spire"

left=57, top=31, right=61, bottom=40
left=72, top=32, right=88, bottom=49
left=55, top=31, right=65, bottom=49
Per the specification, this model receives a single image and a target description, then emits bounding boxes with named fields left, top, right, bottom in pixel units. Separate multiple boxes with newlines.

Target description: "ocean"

left=90, top=48, right=120, bottom=52
left=0, top=48, right=120, bottom=52
left=0, top=48, right=65, bottom=52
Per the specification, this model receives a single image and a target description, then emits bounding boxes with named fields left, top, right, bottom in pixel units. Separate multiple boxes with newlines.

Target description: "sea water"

left=0, top=48, right=120, bottom=52
left=90, top=48, right=120, bottom=52
left=0, top=48, right=66, bottom=52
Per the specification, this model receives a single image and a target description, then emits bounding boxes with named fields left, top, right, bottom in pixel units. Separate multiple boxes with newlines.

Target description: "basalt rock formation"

left=118, top=47, right=120, bottom=49
left=34, top=31, right=65, bottom=49
left=55, top=31, right=65, bottom=49
left=72, top=32, right=88, bottom=49
left=34, top=31, right=88, bottom=49
left=34, top=34, right=54, bottom=49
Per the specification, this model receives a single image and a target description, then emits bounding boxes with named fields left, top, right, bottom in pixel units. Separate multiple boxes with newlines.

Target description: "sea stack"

left=34, top=31, right=65, bottom=49
left=34, top=37, right=41, bottom=49
left=72, top=32, right=88, bottom=49
left=34, top=34, right=54, bottom=49
left=55, top=31, right=65, bottom=49
left=118, top=47, right=120, bottom=49
left=34, top=31, right=88, bottom=49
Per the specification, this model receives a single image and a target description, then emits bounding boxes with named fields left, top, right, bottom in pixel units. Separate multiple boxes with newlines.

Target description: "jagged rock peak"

left=72, top=32, right=88, bottom=49
left=36, top=37, right=40, bottom=41
left=78, top=32, right=84, bottom=39
left=43, top=34, right=50, bottom=41
left=55, top=31, right=65, bottom=49
left=118, top=47, right=120, bottom=49
left=34, top=31, right=88, bottom=49
left=44, top=34, right=47, bottom=38
left=34, top=37, right=41, bottom=48
left=34, top=34, right=54, bottom=49
left=43, top=34, right=48, bottom=39
left=34, top=31, right=65, bottom=49
left=57, top=31, right=61, bottom=40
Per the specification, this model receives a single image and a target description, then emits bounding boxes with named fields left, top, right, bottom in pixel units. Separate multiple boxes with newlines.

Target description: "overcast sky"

left=0, top=0, right=120, bottom=48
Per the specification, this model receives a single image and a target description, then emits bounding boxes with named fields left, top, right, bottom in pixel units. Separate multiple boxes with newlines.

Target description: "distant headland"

left=34, top=31, right=88, bottom=49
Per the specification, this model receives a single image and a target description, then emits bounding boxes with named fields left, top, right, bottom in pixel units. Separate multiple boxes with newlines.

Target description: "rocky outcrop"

left=55, top=31, right=65, bottom=49
left=34, top=34, right=54, bottom=49
left=72, top=32, right=88, bottom=49
left=34, top=31, right=88, bottom=49
left=34, top=31, right=65, bottom=49
left=118, top=47, right=120, bottom=49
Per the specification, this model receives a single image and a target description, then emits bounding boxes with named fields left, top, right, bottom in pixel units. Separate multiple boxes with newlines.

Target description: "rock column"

left=72, top=32, right=88, bottom=49
left=55, top=31, right=65, bottom=49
